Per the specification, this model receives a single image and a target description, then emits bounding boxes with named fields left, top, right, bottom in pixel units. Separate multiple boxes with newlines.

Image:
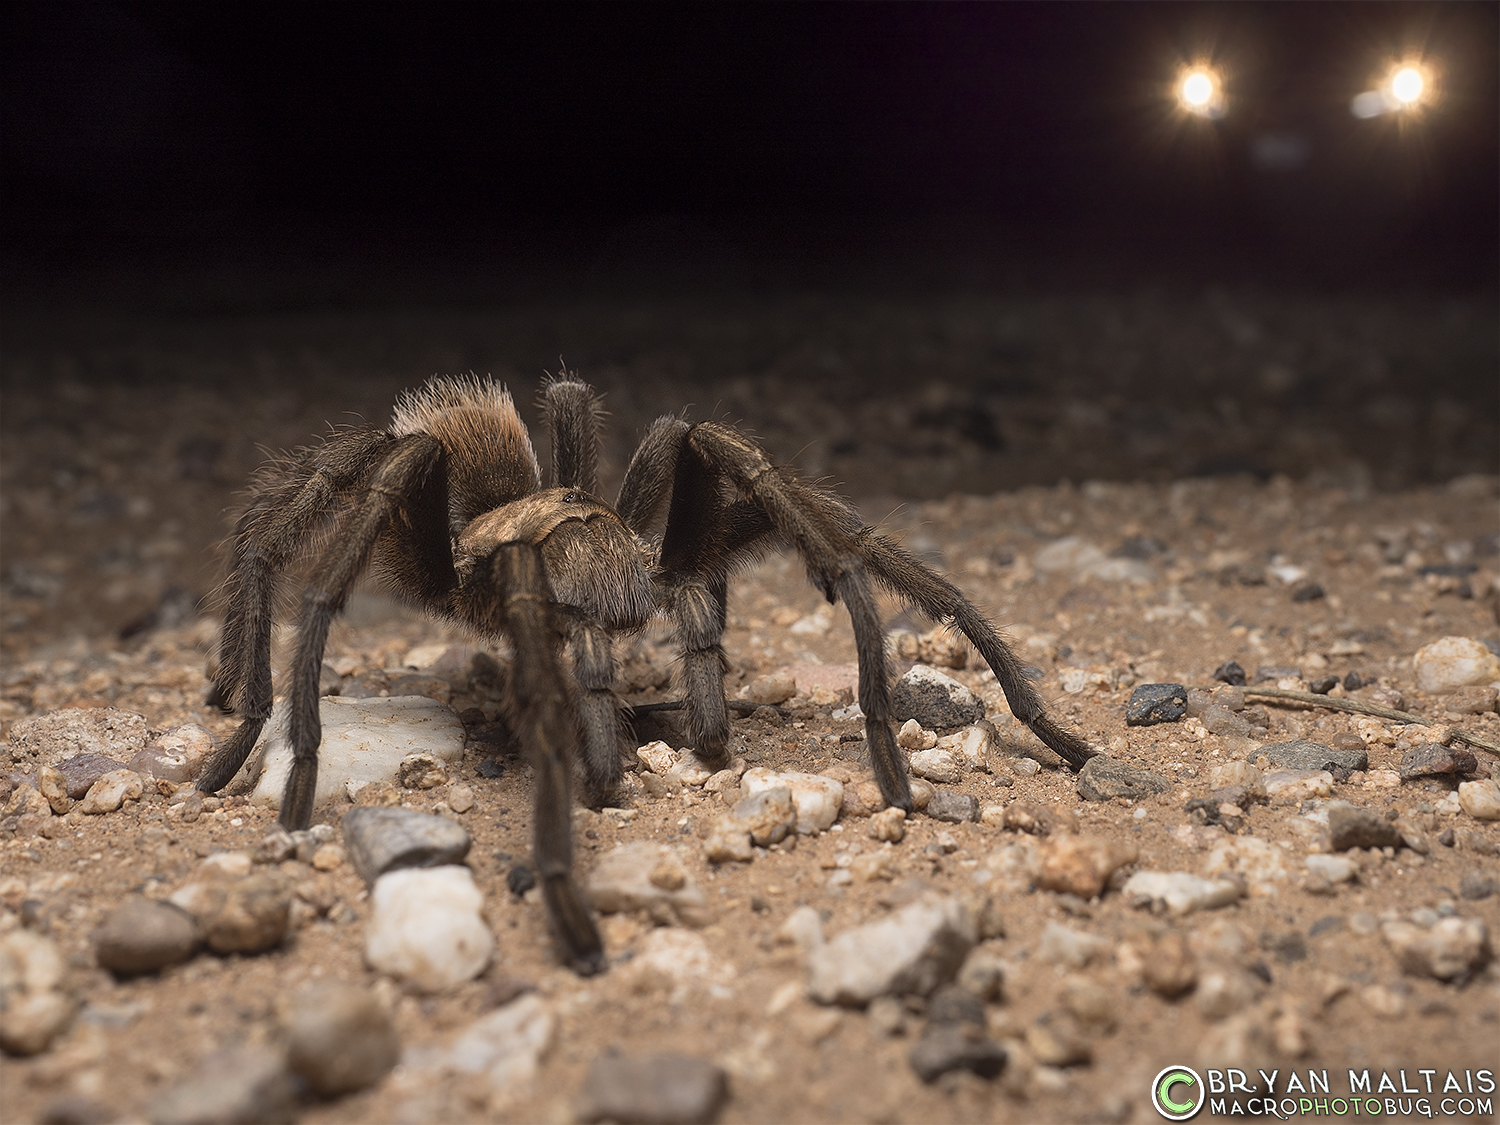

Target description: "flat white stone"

left=250, top=696, right=465, bottom=811
left=1458, top=778, right=1500, bottom=821
left=1304, top=854, right=1357, bottom=883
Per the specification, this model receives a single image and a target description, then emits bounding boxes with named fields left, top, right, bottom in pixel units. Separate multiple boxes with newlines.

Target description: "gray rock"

left=283, top=981, right=401, bottom=1096
left=1398, top=743, right=1478, bottom=780
left=1248, top=739, right=1367, bottom=773
left=341, top=806, right=472, bottom=886
left=147, top=1046, right=298, bottom=1125
left=1459, top=872, right=1497, bottom=901
left=926, top=789, right=980, bottom=823
left=909, top=1024, right=1006, bottom=1083
left=891, top=667, right=984, bottom=729
left=1075, top=756, right=1169, bottom=802
left=51, top=753, right=130, bottom=799
left=1326, top=804, right=1403, bottom=852
left=1125, top=683, right=1186, bottom=726
left=7, top=708, right=148, bottom=769
left=94, top=898, right=201, bottom=975
left=808, top=896, right=976, bottom=1007
left=586, top=843, right=710, bottom=927
left=169, top=873, right=291, bottom=955
left=1202, top=705, right=1251, bottom=738
left=576, top=1053, right=729, bottom=1125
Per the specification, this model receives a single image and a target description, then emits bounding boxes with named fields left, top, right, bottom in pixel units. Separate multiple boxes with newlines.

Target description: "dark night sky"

left=3, top=1, right=1496, bottom=288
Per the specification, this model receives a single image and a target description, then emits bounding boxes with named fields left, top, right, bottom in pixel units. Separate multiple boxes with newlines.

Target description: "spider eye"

left=563, top=491, right=577, bottom=503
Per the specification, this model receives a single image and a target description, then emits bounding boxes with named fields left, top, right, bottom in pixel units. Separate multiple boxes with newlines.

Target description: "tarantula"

left=198, top=374, right=1093, bottom=974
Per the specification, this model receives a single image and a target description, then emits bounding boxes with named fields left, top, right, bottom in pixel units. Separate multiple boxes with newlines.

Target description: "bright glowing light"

left=1389, top=65, right=1424, bottom=105
left=1181, top=71, right=1214, bottom=108
left=1176, top=67, right=1225, bottom=119
left=1352, top=60, right=1436, bottom=117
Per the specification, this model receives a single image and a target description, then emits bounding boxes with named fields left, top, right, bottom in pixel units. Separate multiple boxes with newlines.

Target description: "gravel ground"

left=2, top=290, right=1498, bottom=1123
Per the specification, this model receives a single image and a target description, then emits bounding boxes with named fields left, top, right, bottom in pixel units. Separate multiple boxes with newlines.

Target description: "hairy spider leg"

left=858, top=531, right=1095, bottom=769
left=278, top=435, right=448, bottom=828
left=198, top=428, right=392, bottom=795
left=541, top=376, right=604, bottom=496
left=490, top=543, right=606, bottom=975
left=557, top=608, right=632, bottom=802
left=615, top=415, right=690, bottom=533
left=661, top=422, right=915, bottom=811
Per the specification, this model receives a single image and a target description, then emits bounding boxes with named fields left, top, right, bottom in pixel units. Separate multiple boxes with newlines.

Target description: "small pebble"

left=94, top=898, right=201, bottom=975
left=0, top=930, right=76, bottom=1056
left=1075, top=756, right=1169, bottom=802
left=341, top=806, right=473, bottom=885
left=1125, top=683, right=1186, bottom=726
left=1034, top=834, right=1137, bottom=899
left=926, top=790, right=980, bottom=823
left=575, top=1052, right=729, bottom=1125
left=147, top=1046, right=297, bottom=1125
left=891, top=666, right=985, bottom=729
left=282, top=981, right=401, bottom=1096
left=169, top=873, right=291, bottom=955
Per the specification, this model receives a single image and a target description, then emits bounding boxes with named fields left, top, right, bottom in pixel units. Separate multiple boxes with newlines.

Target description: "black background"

left=4, top=1, right=1496, bottom=292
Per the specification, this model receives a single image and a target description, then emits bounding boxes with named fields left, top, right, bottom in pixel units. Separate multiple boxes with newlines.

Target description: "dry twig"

left=1234, top=685, right=1500, bottom=757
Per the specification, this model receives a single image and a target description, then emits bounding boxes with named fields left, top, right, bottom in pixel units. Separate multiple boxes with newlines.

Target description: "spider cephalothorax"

left=199, top=374, right=1094, bottom=974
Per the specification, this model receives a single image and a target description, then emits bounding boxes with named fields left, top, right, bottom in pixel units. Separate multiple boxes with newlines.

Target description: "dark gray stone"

left=1398, top=743, right=1478, bottom=780
left=1076, top=756, right=1169, bottom=802
left=1125, top=684, right=1186, bottom=726
left=891, top=667, right=985, bottom=729
left=926, top=790, right=980, bottom=823
left=1212, top=661, right=1247, bottom=686
left=1308, top=676, right=1339, bottom=695
left=94, top=898, right=201, bottom=975
left=576, top=1053, right=729, bottom=1125
left=908, top=1024, right=1007, bottom=1083
left=1326, top=804, right=1403, bottom=852
left=1248, top=739, right=1368, bottom=773
left=1291, top=583, right=1325, bottom=603
left=341, top=806, right=472, bottom=886
left=926, top=984, right=985, bottom=1026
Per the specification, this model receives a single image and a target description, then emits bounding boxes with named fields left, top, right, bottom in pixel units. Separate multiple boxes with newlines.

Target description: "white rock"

left=1382, top=917, right=1491, bottom=981
left=450, top=993, right=554, bottom=1090
left=740, top=768, right=842, bottom=834
left=1265, top=770, right=1334, bottom=805
left=79, top=769, right=144, bottom=815
left=896, top=719, right=937, bottom=751
left=938, top=724, right=994, bottom=772
left=1204, top=837, right=1288, bottom=896
left=1304, top=855, right=1357, bottom=883
left=1121, top=871, right=1244, bottom=916
left=778, top=905, right=824, bottom=958
left=908, top=748, right=960, bottom=784
left=1208, top=761, right=1266, bottom=795
left=636, top=741, right=678, bottom=775
left=1034, top=922, right=1111, bottom=969
left=365, top=866, right=492, bottom=992
left=807, top=896, right=975, bottom=1006
left=1033, top=537, right=1106, bottom=577
left=586, top=843, right=710, bottom=927
left=1413, top=636, right=1500, bottom=694
left=670, top=753, right=715, bottom=787
left=1458, top=779, right=1500, bottom=821
left=252, top=696, right=465, bottom=812
left=621, top=927, right=734, bottom=1004
left=0, top=930, right=76, bottom=1056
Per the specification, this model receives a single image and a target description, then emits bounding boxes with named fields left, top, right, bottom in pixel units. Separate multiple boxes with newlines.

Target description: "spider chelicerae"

left=198, top=374, right=1093, bottom=974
